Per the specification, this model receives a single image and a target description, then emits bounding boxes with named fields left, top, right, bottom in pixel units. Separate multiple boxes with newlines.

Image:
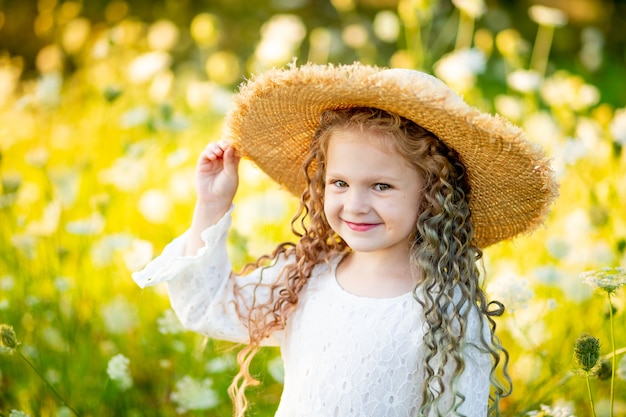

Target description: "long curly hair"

left=228, top=107, right=511, bottom=416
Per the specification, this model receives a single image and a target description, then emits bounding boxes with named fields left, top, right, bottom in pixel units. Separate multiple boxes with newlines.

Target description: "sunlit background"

left=1, top=0, right=625, bottom=416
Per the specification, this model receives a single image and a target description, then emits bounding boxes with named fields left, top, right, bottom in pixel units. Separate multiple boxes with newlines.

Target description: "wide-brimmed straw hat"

left=225, top=62, right=558, bottom=248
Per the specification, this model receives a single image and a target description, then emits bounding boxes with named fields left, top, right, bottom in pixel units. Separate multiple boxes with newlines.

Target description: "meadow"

left=0, top=0, right=625, bottom=416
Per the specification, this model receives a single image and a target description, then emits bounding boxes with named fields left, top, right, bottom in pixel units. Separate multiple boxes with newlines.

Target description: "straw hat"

left=225, top=62, right=558, bottom=248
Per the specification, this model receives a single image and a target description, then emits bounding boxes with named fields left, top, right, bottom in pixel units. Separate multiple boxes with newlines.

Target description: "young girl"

left=133, top=63, right=558, bottom=416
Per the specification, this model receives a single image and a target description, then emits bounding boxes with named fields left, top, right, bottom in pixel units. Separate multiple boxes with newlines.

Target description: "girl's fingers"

left=222, top=146, right=241, bottom=177
left=203, top=141, right=236, bottom=161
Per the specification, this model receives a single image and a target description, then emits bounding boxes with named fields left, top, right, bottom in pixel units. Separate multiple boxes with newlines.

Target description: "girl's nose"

left=343, top=188, right=370, bottom=214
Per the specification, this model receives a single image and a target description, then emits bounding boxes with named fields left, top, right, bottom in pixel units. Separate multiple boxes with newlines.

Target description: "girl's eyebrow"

left=326, top=171, right=403, bottom=182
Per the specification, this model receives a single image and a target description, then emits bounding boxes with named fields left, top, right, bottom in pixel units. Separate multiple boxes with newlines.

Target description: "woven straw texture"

left=225, top=62, right=558, bottom=248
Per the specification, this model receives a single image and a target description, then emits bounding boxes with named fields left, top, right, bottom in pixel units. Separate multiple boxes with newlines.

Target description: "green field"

left=1, top=1, right=625, bottom=416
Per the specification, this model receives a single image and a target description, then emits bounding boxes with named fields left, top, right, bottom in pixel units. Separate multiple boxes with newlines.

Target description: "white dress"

left=133, top=207, right=492, bottom=417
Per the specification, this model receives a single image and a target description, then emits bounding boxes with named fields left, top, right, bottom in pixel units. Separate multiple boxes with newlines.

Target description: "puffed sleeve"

left=132, top=206, right=284, bottom=346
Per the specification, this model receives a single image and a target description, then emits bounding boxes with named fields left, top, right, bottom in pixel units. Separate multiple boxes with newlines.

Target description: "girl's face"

left=323, top=128, right=424, bottom=258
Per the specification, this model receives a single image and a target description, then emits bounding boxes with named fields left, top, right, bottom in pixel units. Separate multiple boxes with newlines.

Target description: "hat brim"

left=225, top=62, right=558, bottom=248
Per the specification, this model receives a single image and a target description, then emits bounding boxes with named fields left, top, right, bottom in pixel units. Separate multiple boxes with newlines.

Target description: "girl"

left=134, top=63, right=558, bottom=416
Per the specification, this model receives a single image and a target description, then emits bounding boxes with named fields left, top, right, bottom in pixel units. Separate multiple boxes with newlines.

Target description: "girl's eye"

left=374, top=183, right=391, bottom=191
left=331, top=180, right=348, bottom=188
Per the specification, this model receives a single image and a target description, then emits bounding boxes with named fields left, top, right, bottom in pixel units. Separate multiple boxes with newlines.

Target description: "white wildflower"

left=534, top=265, right=563, bottom=286
left=9, top=411, right=30, bottom=417
left=157, top=309, right=185, bottom=335
left=190, top=13, right=220, bottom=46
left=0, top=61, right=21, bottom=106
left=254, top=14, right=306, bottom=67
left=579, top=27, right=604, bottom=72
left=526, top=403, right=575, bottom=417
left=205, top=355, right=236, bottom=373
left=487, top=273, right=534, bottom=313
left=65, top=212, right=106, bottom=235
left=107, top=354, right=133, bottom=390
left=170, top=376, right=220, bottom=413
left=452, top=0, right=486, bottom=19
left=90, top=233, right=134, bottom=267
left=101, top=296, right=139, bottom=334
left=540, top=74, right=572, bottom=107
left=56, top=406, right=73, bottom=417
left=541, top=72, right=599, bottom=111
left=25, top=200, right=62, bottom=236
left=494, top=95, right=525, bottom=121
left=119, top=106, right=150, bottom=128
left=507, top=69, right=542, bottom=93
left=208, top=85, right=234, bottom=115
left=54, top=277, right=72, bottom=292
left=35, top=72, right=63, bottom=107
left=268, top=356, right=285, bottom=383
left=523, top=111, right=562, bottom=151
left=610, top=108, right=626, bottom=145
left=557, top=137, right=587, bottom=166
left=122, top=238, right=154, bottom=272
left=0, top=275, right=15, bottom=291
left=98, top=156, right=147, bottom=191
left=373, top=11, right=400, bottom=43
left=528, top=5, right=568, bottom=27
left=50, top=168, right=80, bottom=206
left=166, top=148, right=192, bottom=168
left=42, top=327, right=65, bottom=351
left=434, top=48, right=486, bottom=92
left=138, top=189, right=172, bottom=224
left=128, top=51, right=171, bottom=83
left=186, top=80, right=216, bottom=110
left=572, top=83, right=599, bottom=111
left=61, top=18, right=91, bottom=54
left=581, top=267, right=626, bottom=294
left=567, top=241, right=615, bottom=269
left=342, top=24, right=369, bottom=48
left=147, top=19, right=179, bottom=51
left=25, top=146, right=49, bottom=167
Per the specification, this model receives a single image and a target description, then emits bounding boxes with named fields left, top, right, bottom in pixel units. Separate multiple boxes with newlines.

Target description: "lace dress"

left=133, top=208, right=492, bottom=416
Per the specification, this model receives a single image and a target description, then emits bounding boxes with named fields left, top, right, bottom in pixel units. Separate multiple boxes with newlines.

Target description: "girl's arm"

left=133, top=141, right=284, bottom=345
left=184, top=141, right=240, bottom=256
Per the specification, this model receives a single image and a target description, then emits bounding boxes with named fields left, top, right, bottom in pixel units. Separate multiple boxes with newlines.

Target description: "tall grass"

left=1, top=1, right=625, bottom=415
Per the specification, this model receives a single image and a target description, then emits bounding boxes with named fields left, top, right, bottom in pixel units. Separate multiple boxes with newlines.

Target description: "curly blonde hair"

left=229, top=107, right=511, bottom=416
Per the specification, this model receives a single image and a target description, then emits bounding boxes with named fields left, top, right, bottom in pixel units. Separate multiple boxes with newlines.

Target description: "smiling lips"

left=344, top=220, right=379, bottom=232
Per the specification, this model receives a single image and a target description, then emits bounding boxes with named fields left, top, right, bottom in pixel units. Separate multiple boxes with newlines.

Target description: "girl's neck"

left=336, top=250, right=416, bottom=298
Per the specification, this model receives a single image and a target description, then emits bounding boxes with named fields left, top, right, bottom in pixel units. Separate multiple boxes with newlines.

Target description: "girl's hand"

left=185, top=141, right=240, bottom=256
left=195, top=140, right=240, bottom=209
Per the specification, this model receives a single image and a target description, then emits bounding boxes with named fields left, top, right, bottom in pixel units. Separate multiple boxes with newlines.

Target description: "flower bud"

left=0, top=324, right=18, bottom=350
left=595, top=358, right=612, bottom=381
left=574, top=333, right=600, bottom=373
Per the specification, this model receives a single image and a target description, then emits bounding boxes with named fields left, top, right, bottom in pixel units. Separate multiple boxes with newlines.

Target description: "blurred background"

left=0, top=0, right=625, bottom=416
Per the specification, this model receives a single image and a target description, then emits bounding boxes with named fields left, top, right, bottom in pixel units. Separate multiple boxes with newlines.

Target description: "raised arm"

left=185, top=140, right=240, bottom=256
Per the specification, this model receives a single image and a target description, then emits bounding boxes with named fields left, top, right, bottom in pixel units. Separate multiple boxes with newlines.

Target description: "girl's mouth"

left=344, top=221, right=378, bottom=232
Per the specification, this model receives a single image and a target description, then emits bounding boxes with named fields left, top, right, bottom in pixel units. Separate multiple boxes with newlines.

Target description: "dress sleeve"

left=132, top=206, right=283, bottom=346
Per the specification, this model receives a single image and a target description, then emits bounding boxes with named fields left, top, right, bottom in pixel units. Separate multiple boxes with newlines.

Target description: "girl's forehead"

left=327, top=126, right=399, bottom=154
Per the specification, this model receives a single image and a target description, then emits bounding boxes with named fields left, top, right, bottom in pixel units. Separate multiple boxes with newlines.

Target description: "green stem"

left=603, top=346, right=626, bottom=359
left=586, top=376, right=597, bottom=417
left=607, top=292, right=615, bottom=417
left=529, top=24, right=554, bottom=76
left=18, top=350, right=80, bottom=416
left=455, top=10, right=474, bottom=50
